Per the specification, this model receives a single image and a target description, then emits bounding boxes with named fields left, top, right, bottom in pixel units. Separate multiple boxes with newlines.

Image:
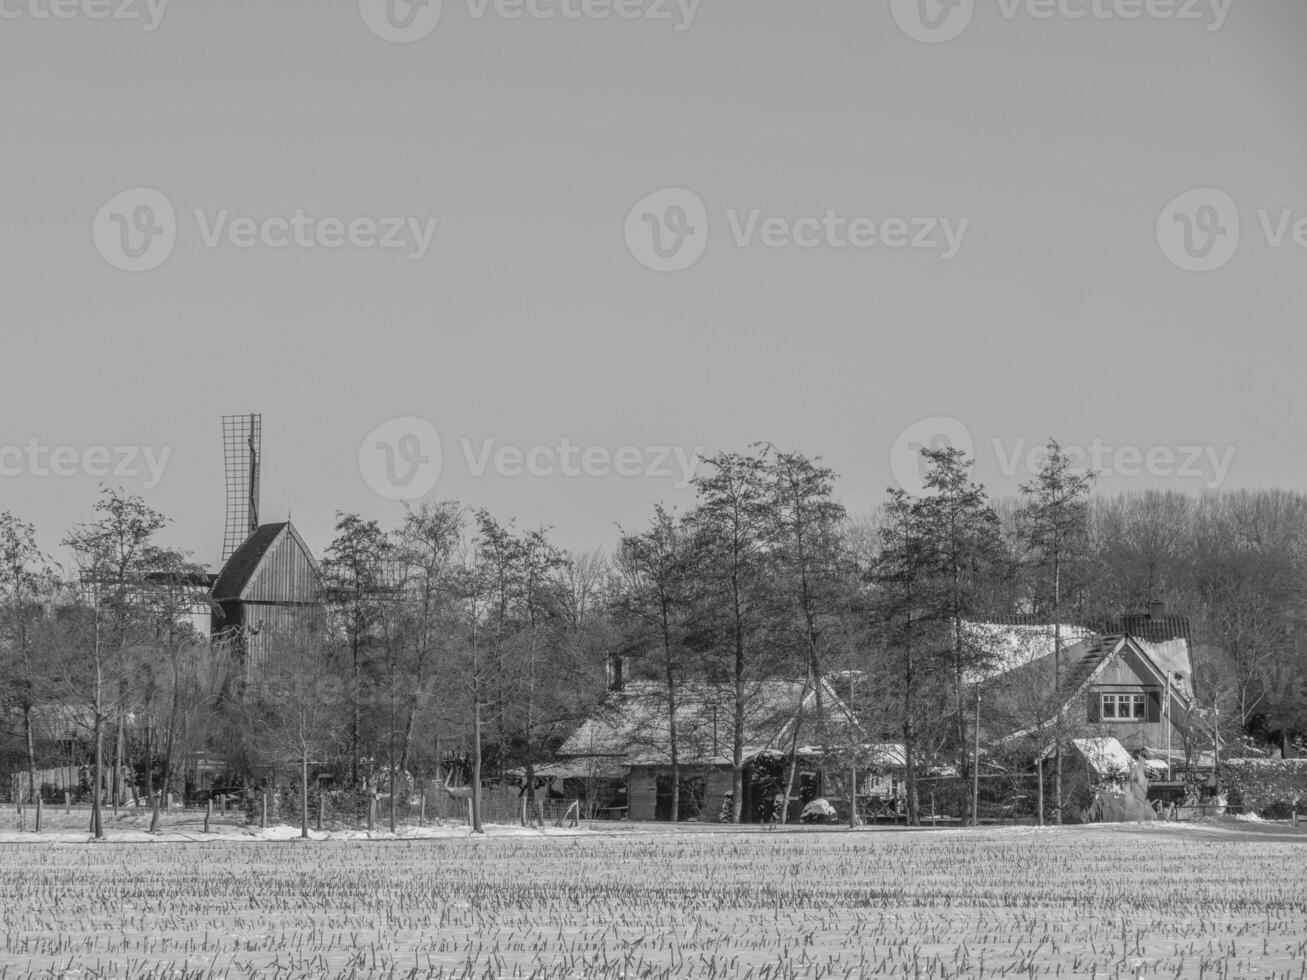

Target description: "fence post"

left=16, top=801, right=24, bottom=833
left=466, top=797, right=472, bottom=827
left=368, top=794, right=376, bottom=831
left=261, top=794, right=268, bottom=829
left=317, top=795, right=324, bottom=832
left=64, top=792, right=71, bottom=815
left=537, top=799, right=545, bottom=828
left=419, top=793, right=425, bottom=828
left=204, top=799, right=212, bottom=834
left=35, top=797, right=42, bottom=833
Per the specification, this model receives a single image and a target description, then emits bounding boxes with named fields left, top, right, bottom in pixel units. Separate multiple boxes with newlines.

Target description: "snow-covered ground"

left=0, top=807, right=594, bottom=843
left=1, top=806, right=1303, bottom=844
left=0, top=817, right=1304, bottom=979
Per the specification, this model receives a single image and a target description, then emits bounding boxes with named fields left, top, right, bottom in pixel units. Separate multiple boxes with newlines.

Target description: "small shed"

left=1061, top=737, right=1155, bottom=823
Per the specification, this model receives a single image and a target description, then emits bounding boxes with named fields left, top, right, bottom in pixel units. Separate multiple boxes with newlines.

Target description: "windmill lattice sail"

left=221, top=413, right=262, bottom=562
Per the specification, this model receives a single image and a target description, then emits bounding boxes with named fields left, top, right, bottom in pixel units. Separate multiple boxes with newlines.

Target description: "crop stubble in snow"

left=1, top=824, right=1305, bottom=979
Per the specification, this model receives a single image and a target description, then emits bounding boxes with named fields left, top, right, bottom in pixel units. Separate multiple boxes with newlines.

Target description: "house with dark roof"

left=210, top=521, right=323, bottom=677
left=981, top=632, right=1193, bottom=750
left=555, top=677, right=899, bottom=822
left=976, top=606, right=1198, bottom=778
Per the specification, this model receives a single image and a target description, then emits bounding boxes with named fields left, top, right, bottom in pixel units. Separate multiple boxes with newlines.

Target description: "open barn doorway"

left=656, top=774, right=706, bottom=822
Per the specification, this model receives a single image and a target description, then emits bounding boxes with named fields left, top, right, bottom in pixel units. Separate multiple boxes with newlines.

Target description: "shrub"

left=1221, top=759, right=1307, bottom=815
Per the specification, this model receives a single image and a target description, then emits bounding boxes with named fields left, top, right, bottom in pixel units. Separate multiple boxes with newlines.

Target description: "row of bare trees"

left=0, top=489, right=224, bottom=837
left=2, top=443, right=1305, bottom=833
left=289, top=504, right=612, bottom=835
left=613, top=442, right=1302, bottom=825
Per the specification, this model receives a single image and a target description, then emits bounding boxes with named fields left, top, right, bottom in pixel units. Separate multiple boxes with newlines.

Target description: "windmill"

left=220, top=413, right=262, bottom=562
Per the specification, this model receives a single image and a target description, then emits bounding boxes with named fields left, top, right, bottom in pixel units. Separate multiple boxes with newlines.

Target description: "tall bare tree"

left=762, top=447, right=853, bottom=820
left=248, top=629, right=345, bottom=839
left=62, top=488, right=169, bottom=838
left=687, top=452, right=775, bottom=824
left=615, top=506, right=694, bottom=821
left=322, top=513, right=393, bottom=788
left=0, top=512, right=55, bottom=804
left=915, top=447, right=1008, bottom=819
left=1017, top=441, right=1095, bottom=824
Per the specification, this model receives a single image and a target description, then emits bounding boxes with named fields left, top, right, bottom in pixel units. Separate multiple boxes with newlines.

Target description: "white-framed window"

left=1101, top=693, right=1146, bottom=721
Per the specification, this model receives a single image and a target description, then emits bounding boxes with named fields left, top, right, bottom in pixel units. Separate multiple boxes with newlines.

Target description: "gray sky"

left=3, top=0, right=1306, bottom=569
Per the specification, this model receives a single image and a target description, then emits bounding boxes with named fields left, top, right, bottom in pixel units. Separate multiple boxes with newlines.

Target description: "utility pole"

left=849, top=674, right=858, bottom=830
left=1212, top=702, right=1221, bottom=793
left=1165, top=672, right=1172, bottom=782
left=971, top=688, right=981, bottom=827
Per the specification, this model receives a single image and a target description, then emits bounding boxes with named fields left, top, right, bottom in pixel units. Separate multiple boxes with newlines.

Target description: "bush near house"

left=1221, top=759, right=1307, bottom=815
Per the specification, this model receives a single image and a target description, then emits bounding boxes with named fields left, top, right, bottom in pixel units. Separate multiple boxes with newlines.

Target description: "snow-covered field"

left=1, top=818, right=1304, bottom=978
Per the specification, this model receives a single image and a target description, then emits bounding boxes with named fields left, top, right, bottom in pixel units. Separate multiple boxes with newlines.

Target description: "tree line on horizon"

left=1, top=440, right=1305, bottom=834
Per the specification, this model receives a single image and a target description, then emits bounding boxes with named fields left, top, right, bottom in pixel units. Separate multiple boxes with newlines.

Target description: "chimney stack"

left=607, top=653, right=624, bottom=692
left=1148, top=599, right=1165, bottom=621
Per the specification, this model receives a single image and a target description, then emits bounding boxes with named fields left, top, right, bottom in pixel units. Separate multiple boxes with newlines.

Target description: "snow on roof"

left=507, top=759, right=629, bottom=781
left=1068, top=737, right=1133, bottom=777
left=1134, top=637, right=1194, bottom=698
left=963, top=621, right=1094, bottom=682
left=559, top=678, right=861, bottom=767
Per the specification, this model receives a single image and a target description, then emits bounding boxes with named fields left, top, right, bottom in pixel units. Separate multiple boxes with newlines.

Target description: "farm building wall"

left=705, top=769, right=733, bottom=821
left=628, top=766, right=738, bottom=822
left=629, top=770, right=657, bottom=821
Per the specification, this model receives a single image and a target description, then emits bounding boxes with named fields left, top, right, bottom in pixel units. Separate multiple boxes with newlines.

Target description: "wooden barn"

left=555, top=677, right=891, bottom=823
left=210, top=521, right=324, bottom=679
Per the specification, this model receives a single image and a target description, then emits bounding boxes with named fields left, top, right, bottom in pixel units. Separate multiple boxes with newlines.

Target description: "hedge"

left=1221, top=759, right=1307, bottom=814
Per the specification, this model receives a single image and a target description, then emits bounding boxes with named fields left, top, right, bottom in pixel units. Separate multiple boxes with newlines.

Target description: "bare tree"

left=322, top=513, right=393, bottom=789
left=1017, top=441, right=1095, bottom=824
left=615, top=506, right=693, bottom=822
left=393, top=502, right=464, bottom=778
left=248, top=629, right=344, bottom=839
left=687, top=452, right=775, bottom=824
left=61, top=488, right=169, bottom=838
left=763, top=447, right=854, bottom=821
left=0, top=512, right=55, bottom=804
left=915, top=447, right=1008, bottom=822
